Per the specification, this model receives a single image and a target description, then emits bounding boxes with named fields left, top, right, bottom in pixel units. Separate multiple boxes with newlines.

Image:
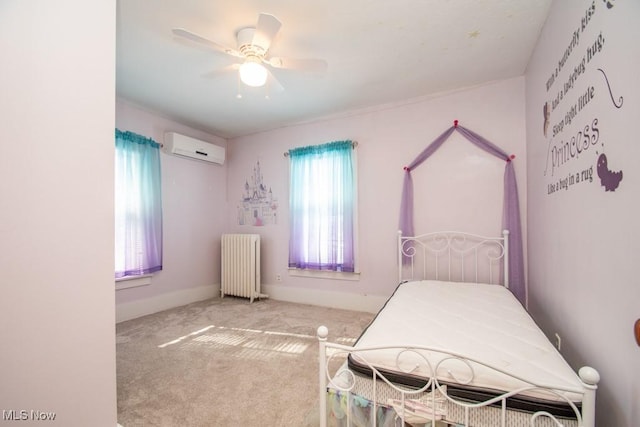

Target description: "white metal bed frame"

left=318, top=230, right=600, bottom=427
left=397, top=229, right=509, bottom=287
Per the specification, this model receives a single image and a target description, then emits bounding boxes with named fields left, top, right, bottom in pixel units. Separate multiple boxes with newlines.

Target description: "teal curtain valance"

left=115, top=129, right=160, bottom=149
left=288, top=140, right=353, bottom=158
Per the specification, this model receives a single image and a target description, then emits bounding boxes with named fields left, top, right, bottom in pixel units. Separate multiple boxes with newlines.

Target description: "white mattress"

left=350, top=280, right=584, bottom=404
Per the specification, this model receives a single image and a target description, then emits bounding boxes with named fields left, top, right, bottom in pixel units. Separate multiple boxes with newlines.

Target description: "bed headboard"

left=398, top=230, right=509, bottom=287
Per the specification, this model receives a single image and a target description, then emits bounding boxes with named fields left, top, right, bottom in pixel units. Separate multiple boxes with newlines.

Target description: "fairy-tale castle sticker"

left=542, top=0, right=624, bottom=195
left=238, top=160, right=278, bottom=226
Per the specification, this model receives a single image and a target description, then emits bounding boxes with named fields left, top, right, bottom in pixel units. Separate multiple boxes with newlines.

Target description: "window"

left=288, top=140, right=357, bottom=273
left=115, top=129, right=163, bottom=279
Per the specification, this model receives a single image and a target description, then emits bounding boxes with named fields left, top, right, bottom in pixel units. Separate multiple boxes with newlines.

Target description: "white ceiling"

left=116, top=0, right=552, bottom=139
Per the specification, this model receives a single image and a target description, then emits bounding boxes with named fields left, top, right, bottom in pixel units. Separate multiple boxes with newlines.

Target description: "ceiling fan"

left=172, top=13, right=328, bottom=95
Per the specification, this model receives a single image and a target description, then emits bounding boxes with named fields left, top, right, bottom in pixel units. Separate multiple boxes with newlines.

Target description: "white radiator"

left=221, top=234, right=266, bottom=303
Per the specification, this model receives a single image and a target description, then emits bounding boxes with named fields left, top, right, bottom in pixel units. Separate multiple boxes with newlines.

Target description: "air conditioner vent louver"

left=163, top=132, right=225, bottom=165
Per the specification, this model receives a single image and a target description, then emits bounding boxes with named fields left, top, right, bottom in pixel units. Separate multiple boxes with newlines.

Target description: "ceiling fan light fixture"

left=239, top=57, right=268, bottom=87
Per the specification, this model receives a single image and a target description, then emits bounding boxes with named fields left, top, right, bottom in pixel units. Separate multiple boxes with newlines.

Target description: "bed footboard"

left=318, top=326, right=599, bottom=427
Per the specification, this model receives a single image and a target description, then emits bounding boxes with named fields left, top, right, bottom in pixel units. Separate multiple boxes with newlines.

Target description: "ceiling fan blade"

left=268, top=57, right=328, bottom=75
left=265, top=69, right=285, bottom=95
left=201, top=64, right=240, bottom=80
left=252, top=13, right=282, bottom=52
left=172, top=28, right=242, bottom=58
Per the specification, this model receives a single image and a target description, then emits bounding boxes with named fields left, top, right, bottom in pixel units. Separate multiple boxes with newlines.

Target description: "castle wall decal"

left=238, top=160, right=278, bottom=226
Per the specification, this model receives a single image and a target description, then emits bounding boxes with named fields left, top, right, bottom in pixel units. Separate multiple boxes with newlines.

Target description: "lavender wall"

left=525, top=1, right=640, bottom=425
left=0, top=1, right=117, bottom=425
left=115, top=100, right=228, bottom=321
left=227, top=77, right=527, bottom=311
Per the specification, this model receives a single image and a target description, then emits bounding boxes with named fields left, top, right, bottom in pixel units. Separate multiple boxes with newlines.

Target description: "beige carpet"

left=116, top=296, right=374, bottom=426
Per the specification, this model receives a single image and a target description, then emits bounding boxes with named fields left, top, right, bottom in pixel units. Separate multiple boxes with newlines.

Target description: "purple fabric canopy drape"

left=398, top=122, right=525, bottom=306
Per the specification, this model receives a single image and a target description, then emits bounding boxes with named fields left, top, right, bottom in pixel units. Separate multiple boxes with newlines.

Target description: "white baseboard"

left=261, top=284, right=387, bottom=313
left=116, top=284, right=219, bottom=323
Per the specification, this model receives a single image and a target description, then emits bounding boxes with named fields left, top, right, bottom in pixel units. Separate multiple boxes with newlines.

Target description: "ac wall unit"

left=163, top=132, right=225, bottom=165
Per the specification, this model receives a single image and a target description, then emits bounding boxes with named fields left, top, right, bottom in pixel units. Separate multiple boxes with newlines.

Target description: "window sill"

left=287, top=268, right=360, bottom=281
left=115, top=274, right=152, bottom=291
